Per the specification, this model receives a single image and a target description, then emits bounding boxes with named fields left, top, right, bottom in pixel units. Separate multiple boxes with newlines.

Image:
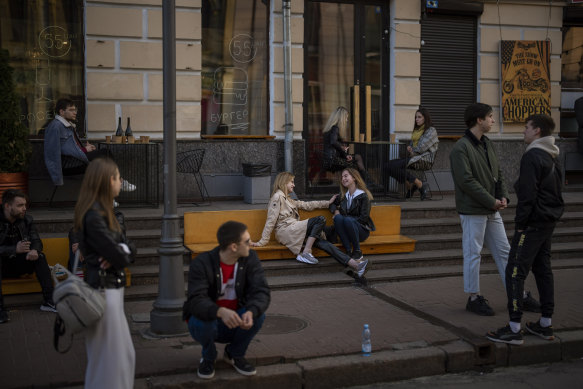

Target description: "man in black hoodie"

left=487, top=114, right=564, bottom=345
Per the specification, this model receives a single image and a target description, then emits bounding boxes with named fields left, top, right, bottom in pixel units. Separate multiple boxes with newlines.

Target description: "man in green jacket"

left=450, top=103, right=539, bottom=316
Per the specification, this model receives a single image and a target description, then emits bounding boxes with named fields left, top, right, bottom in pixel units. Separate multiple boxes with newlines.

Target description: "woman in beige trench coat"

left=251, top=172, right=337, bottom=265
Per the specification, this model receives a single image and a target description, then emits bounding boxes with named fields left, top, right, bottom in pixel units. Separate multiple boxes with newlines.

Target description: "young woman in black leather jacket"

left=329, top=168, right=375, bottom=276
left=74, top=157, right=135, bottom=389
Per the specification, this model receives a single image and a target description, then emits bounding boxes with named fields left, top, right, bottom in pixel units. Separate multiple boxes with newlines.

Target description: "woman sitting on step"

left=251, top=172, right=369, bottom=277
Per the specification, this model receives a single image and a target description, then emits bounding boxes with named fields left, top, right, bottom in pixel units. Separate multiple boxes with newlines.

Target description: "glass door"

left=305, top=1, right=389, bottom=186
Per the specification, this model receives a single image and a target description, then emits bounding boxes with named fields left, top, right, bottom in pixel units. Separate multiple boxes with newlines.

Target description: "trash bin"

left=242, top=163, right=271, bottom=204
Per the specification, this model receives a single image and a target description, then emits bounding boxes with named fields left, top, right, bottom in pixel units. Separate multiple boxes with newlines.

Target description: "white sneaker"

left=121, top=179, right=136, bottom=192
left=356, top=258, right=369, bottom=278
left=296, top=252, right=318, bottom=265
left=40, top=302, right=57, bottom=313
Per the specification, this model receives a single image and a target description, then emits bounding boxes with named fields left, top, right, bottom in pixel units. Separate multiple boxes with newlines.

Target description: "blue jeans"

left=333, top=214, right=370, bottom=257
left=459, top=212, right=509, bottom=294
left=188, top=308, right=265, bottom=361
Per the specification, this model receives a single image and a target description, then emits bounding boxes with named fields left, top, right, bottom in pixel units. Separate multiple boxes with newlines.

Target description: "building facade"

left=1, top=0, right=581, bottom=200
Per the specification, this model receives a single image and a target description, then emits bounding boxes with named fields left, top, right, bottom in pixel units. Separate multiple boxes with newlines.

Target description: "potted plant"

left=0, top=48, right=31, bottom=196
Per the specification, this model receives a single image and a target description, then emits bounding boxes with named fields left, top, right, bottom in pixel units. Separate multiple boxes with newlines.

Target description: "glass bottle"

left=115, top=117, right=123, bottom=136
left=125, top=117, right=133, bottom=136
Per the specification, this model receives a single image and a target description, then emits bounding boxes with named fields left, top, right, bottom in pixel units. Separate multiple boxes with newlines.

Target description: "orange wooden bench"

left=184, top=205, right=416, bottom=260
left=3, top=237, right=131, bottom=295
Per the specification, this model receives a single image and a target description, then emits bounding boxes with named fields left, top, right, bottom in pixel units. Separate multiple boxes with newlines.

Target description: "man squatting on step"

left=182, top=221, right=270, bottom=379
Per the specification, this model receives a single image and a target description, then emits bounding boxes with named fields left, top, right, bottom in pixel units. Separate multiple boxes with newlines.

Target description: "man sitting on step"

left=0, top=189, right=56, bottom=324
left=182, top=221, right=270, bottom=379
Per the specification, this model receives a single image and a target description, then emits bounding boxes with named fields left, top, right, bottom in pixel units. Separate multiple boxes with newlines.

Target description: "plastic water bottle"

left=362, top=324, right=371, bottom=356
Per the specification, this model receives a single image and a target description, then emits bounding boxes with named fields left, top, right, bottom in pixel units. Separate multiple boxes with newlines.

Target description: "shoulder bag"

left=52, top=251, right=106, bottom=353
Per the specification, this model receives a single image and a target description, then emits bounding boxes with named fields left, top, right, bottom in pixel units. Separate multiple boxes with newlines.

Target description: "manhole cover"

left=261, top=314, right=308, bottom=335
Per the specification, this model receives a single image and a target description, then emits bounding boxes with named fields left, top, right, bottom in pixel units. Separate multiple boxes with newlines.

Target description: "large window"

left=0, top=0, right=85, bottom=136
left=201, top=0, right=269, bottom=136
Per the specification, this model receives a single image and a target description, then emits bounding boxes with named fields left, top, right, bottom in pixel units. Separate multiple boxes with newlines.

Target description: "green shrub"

left=0, top=49, right=31, bottom=173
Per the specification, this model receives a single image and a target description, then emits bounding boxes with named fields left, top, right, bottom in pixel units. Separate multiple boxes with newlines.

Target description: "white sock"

left=509, top=321, right=521, bottom=333
left=540, top=317, right=551, bottom=327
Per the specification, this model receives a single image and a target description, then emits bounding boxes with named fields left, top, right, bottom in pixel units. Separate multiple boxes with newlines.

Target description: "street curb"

left=559, top=330, right=583, bottom=360
left=437, top=340, right=475, bottom=373
left=140, top=363, right=302, bottom=389
left=126, top=332, right=583, bottom=389
left=293, top=347, right=445, bottom=389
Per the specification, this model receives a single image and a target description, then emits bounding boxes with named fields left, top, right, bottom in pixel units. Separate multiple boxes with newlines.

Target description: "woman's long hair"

left=323, top=106, right=349, bottom=140
left=413, top=107, right=433, bottom=131
left=74, top=158, right=121, bottom=233
left=272, top=171, right=295, bottom=197
left=339, top=168, right=373, bottom=200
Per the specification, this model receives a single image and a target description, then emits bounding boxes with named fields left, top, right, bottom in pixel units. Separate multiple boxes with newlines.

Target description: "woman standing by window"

left=74, top=158, right=135, bottom=389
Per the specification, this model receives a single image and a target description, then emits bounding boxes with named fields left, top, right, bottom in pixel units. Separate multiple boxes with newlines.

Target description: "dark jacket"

left=79, top=203, right=133, bottom=289
left=323, top=125, right=348, bottom=161
left=0, top=213, right=42, bottom=257
left=182, top=247, right=271, bottom=321
left=514, top=144, right=564, bottom=230
left=450, top=129, right=509, bottom=215
left=330, top=192, right=376, bottom=231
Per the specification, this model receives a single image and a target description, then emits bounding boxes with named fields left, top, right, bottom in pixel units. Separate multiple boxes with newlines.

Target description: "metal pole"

left=150, top=0, right=186, bottom=335
left=283, top=0, right=293, bottom=173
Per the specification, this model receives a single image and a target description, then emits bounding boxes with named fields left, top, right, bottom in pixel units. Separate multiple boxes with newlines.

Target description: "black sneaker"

left=0, top=308, right=9, bottom=324
left=466, top=295, right=494, bottom=316
left=197, top=358, right=215, bottom=379
left=486, top=325, right=523, bottom=345
left=224, top=348, right=256, bottom=376
left=525, top=321, right=554, bottom=340
left=522, top=291, right=541, bottom=313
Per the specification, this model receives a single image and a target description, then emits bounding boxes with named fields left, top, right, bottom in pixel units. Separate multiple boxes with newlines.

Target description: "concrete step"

left=399, top=201, right=583, bottom=219
left=411, top=227, right=583, bottom=251
left=400, top=211, right=583, bottom=235
left=121, top=257, right=583, bottom=301
left=127, top=242, right=583, bottom=287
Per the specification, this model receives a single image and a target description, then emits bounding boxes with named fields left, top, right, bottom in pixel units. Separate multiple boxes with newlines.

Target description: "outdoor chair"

left=406, top=150, right=443, bottom=200
left=176, top=149, right=210, bottom=205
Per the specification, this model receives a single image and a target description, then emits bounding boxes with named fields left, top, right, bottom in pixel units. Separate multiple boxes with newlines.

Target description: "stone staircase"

left=25, top=195, right=583, bottom=304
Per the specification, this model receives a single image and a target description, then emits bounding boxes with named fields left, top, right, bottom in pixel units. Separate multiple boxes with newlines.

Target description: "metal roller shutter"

left=421, top=14, right=477, bottom=135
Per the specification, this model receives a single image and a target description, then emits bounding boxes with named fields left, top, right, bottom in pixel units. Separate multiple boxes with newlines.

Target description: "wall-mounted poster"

left=500, top=40, right=551, bottom=123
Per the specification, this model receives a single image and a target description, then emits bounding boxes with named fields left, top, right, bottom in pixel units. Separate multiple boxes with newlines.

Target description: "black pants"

left=305, top=216, right=326, bottom=239
left=506, top=226, right=555, bottom=323
left=314, top=239, right=351, bottom=266
left=0, top=253, right=54, bottom=306
left=386, top=158, right=416, bottom=184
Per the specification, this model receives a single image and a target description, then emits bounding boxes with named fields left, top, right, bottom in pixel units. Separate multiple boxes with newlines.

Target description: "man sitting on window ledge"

left=43, top=98, right=136, bottom=192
